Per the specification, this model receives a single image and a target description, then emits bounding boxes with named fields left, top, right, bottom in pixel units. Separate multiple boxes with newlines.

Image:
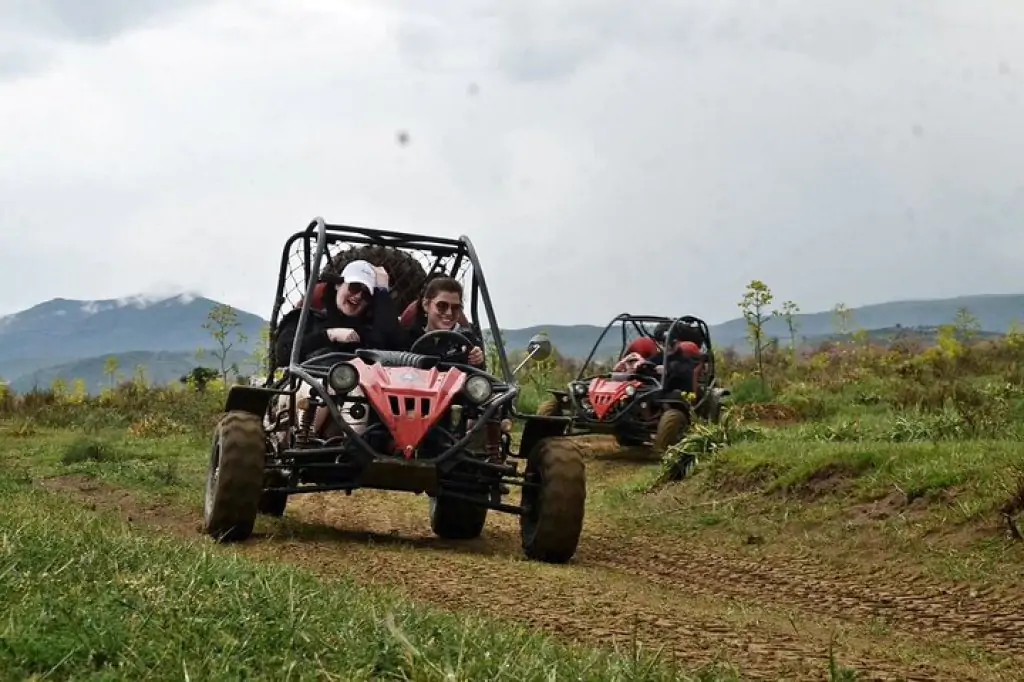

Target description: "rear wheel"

left=520, top=437, right=586, bottom=563
left=429, top=496, right=488, bottom=539
left=204, top=411, right=266, bottom=542
left=653, top=408, right=689, bottom=453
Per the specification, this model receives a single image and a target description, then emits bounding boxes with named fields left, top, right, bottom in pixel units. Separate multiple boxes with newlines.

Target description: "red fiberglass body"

left=351, top=358, right=467, bottom=458
left=587, top=377, right=643, bottom=420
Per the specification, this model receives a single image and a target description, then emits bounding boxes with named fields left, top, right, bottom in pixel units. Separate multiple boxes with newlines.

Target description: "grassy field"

left=1, top=432, right=743, bottom=681
left=3, top=318, right=1024, bottom=679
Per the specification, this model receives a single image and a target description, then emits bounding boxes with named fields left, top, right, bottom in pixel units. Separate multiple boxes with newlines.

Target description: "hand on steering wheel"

left=637, top=360, right=664, bottom=378
left=410, top=329, right=475, bottom=360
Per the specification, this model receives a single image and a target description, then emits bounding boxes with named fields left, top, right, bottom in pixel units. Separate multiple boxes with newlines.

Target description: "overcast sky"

left=2, top=0, right=1023, bottom=328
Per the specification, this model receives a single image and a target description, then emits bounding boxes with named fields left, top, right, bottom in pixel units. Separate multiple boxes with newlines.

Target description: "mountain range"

left=1, top=292, right=1022, bottom=394
left=0, top=294, right=266, bottom=394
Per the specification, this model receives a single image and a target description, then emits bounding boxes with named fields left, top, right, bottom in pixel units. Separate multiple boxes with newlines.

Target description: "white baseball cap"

left=340, top=260, right=376, bottom=291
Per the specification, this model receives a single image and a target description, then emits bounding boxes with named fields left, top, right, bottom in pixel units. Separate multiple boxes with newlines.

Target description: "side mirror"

left=526, top=333, right=552, bottom=362
left=512, top=333, right=553, bottom=375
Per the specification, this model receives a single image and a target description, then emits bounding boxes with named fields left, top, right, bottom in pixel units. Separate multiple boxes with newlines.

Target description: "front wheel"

left=429, top=496, right=488, bottom=539
left=520, top=437, right=586, bottom=563
left=203, top=411, right=266, bottom=542
left=652, top=408, right=689, bottom=453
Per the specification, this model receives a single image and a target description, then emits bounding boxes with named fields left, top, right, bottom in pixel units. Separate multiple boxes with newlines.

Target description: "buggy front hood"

left=352, top=360, right=468, bottom=457
left=587, top=377, right=643, bottom=420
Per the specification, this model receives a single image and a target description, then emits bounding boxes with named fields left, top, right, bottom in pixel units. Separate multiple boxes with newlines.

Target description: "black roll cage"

left=574, top=312, right=717, bottom=397
left=267, top=217, right=514, bottom=382
left=260, top=217, right=520, bottom=465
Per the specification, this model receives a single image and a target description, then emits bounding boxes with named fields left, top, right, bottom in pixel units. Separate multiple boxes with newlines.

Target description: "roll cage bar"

left=255, top=217, right=521, bottom=465
left=575, top=313, right=715, bottom=390
left=266, top=217, right=515, bottom=383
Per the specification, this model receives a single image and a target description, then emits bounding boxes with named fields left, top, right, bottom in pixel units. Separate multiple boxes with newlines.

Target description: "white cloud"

left=1, top=0, right=1024, bottom=330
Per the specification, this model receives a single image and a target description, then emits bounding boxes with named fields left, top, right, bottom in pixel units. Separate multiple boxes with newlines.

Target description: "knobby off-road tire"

left=653, top=408, right=689, bottom=453
left=429, top=496, right=488, bottom=539
left=535, top=397, right=562, bottom=417
left=701, top=391, right=724, bottom=424
left=258, top=471, right=288, bottom=518
left=204, top=411, right=266, bottom=542
left=520, top=437, right=586, bottom=563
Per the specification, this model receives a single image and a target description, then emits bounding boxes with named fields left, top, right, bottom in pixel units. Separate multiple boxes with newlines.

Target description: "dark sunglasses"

left=433, top=300, right=462, bottom=315
left=345, top=282, right=370, bottom=298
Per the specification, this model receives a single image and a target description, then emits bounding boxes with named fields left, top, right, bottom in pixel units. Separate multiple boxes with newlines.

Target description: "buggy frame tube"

left=265, top=216, right=522, bottom=468
left=572, top=313, right=715, bottom=408
left=266, top=220, right=516, bottom=382
left=575, top=313, right=675, bottom=383
left=460, top=233, right=514, bottom=382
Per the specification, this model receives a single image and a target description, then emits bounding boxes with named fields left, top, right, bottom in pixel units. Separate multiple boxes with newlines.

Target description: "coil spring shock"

left=295, top=398, right=318, bottom=445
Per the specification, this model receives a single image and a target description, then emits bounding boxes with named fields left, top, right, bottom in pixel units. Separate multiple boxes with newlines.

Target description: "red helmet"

left=624, top=336, right=660, bottom=359
left=674, top=341, right=702, bottom=358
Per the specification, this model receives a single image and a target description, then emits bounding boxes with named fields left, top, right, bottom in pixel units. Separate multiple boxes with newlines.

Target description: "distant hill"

left=2, top=291, right=1022, bottom=392
left=707, top=293, right=1024, bottom=350
left=495, top=294, right=1024, bottom=360
left=0, top=293, right=265, bottom=393
left=791, top=325, right=1004, bottom=349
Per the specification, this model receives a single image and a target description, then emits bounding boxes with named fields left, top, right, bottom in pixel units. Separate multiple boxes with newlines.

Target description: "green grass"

left=0, top=476, right=733, bottom=681
left=707, top=435, right=1022, bottom=510
left=1, top=427, right=208, bottom=505
left=587, top=402, right=1024, bottom=586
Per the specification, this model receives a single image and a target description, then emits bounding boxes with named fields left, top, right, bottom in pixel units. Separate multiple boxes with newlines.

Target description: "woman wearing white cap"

left=274, top=259, right=404, bottom=365
left=269, top=259, right=405, bottom=439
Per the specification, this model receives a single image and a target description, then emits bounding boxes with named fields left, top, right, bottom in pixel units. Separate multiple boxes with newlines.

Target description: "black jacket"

left=273, top=286, right=403, bottom=367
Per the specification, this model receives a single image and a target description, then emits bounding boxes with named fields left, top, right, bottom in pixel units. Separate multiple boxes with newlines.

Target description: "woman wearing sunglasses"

left=270, top=258, right=406, bottom=439
left=274, top=259, right=404, bottom=367
left=404, top=276, right=485, bottom=367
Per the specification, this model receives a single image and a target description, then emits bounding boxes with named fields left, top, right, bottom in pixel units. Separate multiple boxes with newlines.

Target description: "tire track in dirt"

left=40, top=466, right=1022, bottom=681
left=41, top=474, right=934, bottom=680
left=278, top=492, right=922, bottom=681
left=582, top=529, right=1024, bottom=661
left=279, top=490, right=1017, bottom=681
left=578, top=443, right=1024, bottom=662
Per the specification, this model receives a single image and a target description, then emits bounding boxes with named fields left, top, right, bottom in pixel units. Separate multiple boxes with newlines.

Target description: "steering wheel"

left=410, top=329, right=475, bottom=358
left=629, top=361, right=664, bottom=382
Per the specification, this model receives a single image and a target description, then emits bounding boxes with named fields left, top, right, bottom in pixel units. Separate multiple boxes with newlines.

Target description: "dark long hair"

left=416, top=276, right=463, bottom=328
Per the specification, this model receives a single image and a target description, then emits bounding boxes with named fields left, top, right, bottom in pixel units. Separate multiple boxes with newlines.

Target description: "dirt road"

left=49, top=442, right=1024, bottom=681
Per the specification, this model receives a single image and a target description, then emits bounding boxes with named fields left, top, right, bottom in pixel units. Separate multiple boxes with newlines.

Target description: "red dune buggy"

left=537, top=313, right=730, bottom=476
left=202, top=218, right=586, bottom=564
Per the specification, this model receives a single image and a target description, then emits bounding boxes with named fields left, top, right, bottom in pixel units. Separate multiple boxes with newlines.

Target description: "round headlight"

left=463, top=375, right=493, bottom=404
left=625, top=385, right=636, bottom=397
left=327, top=362, right=359, bottom=393
left=573, top=382, right=587, bottom=395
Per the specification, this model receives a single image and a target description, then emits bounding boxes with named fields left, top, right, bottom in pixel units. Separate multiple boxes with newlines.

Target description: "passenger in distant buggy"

left=647, top=320, right=706, bottom=395
left=614, top=322, right=706, bottom=396
left=398, top=276, right=486, bottom=368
